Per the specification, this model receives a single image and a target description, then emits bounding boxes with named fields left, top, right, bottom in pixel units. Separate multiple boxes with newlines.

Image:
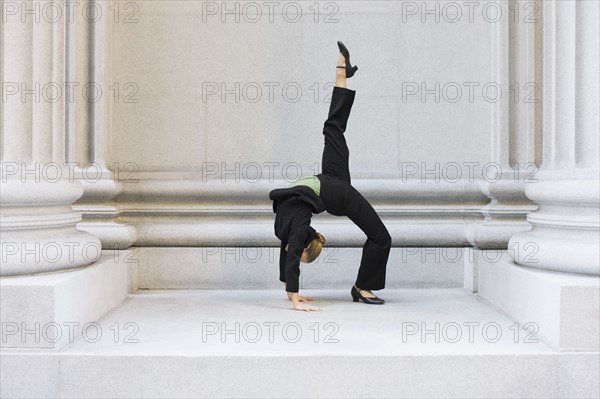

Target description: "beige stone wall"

left=107, top=1, right=497, bottom=177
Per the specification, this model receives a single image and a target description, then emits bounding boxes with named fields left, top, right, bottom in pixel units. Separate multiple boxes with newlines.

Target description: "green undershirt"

left=289, top=175, right=321, bottom=196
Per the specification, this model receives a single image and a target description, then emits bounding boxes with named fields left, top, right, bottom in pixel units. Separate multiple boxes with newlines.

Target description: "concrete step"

left=136, top=247, right=468, bottom=289
left=2, top=289, right=598, bottom=398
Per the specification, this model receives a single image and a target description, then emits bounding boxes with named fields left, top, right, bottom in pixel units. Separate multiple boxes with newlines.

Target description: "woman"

left=269, top=41, right=392, bottom=312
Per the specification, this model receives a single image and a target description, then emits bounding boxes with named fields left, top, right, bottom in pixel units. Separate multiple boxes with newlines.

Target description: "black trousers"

left=317, top=86, right=391, bottom=290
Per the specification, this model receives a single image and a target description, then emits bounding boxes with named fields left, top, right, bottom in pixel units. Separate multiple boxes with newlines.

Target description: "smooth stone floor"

left=5, top=289, right=599, bottom=399
left=62, top=289, right=554, bottom=356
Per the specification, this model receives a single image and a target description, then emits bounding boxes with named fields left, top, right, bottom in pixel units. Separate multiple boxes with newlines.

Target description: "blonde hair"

left=305, top=231, right=326, bottom=263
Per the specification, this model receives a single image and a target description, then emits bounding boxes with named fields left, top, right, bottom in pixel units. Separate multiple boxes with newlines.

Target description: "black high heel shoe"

left=351, top=285, right=384, bottom=305
left=337, top=41, right=358, bottom=78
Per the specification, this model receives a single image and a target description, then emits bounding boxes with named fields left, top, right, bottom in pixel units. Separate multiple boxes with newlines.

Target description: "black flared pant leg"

left=317, top=86, right=391, bottom=290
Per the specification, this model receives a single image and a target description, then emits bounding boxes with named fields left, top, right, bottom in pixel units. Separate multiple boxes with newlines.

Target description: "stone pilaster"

left=468, top=0, right=541, bottom=250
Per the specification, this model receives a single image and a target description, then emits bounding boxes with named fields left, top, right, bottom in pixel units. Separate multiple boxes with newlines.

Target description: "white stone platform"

left=2, top=289, right=598, bottom=398
left=0, top=251, right=133, bottom=350
left=477, top=251, right=600, bottom=351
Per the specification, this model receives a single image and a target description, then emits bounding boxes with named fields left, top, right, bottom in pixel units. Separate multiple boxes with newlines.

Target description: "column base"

left=509, top=179, right=600, bottom=275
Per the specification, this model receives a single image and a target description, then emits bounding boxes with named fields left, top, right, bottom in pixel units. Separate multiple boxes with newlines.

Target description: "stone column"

left=508, top=0, right=599, bottom=276
left=478, top=0, right=599, bottom=351
left=1, top=2, right=102, bottom=276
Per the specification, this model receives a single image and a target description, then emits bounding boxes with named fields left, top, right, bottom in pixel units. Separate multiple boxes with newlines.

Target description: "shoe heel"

left=353, top=297, right=359, bottom=302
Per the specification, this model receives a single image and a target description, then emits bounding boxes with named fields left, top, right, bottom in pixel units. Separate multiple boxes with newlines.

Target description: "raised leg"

left=321, top=86, right=355, bottom=183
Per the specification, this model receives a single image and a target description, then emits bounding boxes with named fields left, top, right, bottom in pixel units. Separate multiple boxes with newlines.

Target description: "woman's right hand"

left=288, top=292, right=315, bottom=302
left=293, top=303, right=321, bottom=312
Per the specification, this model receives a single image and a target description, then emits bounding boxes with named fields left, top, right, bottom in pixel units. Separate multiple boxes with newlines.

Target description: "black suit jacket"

left=269, top=185, right=325, bottom=292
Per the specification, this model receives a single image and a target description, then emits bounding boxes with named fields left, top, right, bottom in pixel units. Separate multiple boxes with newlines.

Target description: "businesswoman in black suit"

left=269, top=41, right=392, bottom=312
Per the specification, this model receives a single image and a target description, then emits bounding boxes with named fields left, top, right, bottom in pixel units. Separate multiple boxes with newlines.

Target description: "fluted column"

left=1, top=2, right=102, bottom=276
left=509, top=0, right=599, bottom=275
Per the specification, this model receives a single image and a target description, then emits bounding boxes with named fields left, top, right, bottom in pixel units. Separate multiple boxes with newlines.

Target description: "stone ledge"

left=478, top=251, right=600, bottom=351
left=136, top=247, right=466, bottom=289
